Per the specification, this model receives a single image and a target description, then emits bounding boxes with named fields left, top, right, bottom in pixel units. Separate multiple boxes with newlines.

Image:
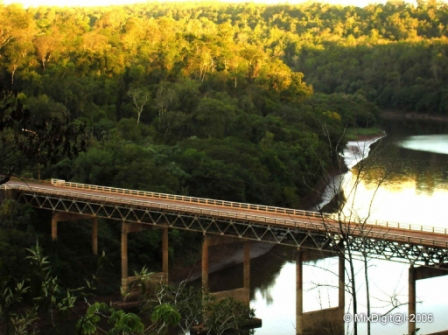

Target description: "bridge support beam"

left=92, top=218, right=98, bottom=256
left=51, top=213, right=98, bottom=255
left=296, top=250, right=303, bottom=335
left=204, top=238, right=251, bottom=305
left=408, top=265, right=448, bottom=335
left=202, top=236, right=209, bottom=294
left=121, top=222, right=129, bottom=293
left=244, top=242, right=250, bottom=290
left=296, top=250, right=345, bottom=335
left=51, top=214, right=58, bottom=241
left=162, top=227, right=169, bottom=281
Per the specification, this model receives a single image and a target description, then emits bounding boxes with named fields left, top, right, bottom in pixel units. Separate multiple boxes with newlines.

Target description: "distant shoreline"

left=380, top=110, right=448, bottom=123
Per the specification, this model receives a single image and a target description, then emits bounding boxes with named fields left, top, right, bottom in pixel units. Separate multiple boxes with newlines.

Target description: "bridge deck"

left=3, top=179, right=448, bottom=252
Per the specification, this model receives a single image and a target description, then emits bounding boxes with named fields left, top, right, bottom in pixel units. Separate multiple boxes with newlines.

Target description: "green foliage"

left=0, top=241, right=83, bottom=334
left=132, top=275, right=202, bottom=334
left=0, top=91, right=88, bottom=179
left=77, top=302, right=144, bottom=335
left=124, top=273, right=253, bottom=335
left=26, top=242, right=78, bottom=319
left=0, top=280, right=36, bottom=335
left=1, top=0, right=400, bottom=206
left=77, top=280, right=254, bottom=335
left=108, top=310, right=144, bottom=335
left=7, top=2, right=444, bottom=333
left=0, top=199, right=33, bottom=229
left=150, top=303, right=181, bottom=327
left=204, top=297, right=255, bottom=335
left=0, top=1, right=446, bottom=121
left=345, top=127, right=384, bottom=140
left=294, top=42, right=448, bottom=114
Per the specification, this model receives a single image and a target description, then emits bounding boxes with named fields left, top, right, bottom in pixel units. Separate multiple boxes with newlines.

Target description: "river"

left=208, top=121, right=448, bottom=335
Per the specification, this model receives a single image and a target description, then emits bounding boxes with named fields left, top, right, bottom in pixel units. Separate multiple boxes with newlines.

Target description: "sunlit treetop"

left=3, top=0, right=144, bottom=7
left=3, top=0, right=420, bottom=9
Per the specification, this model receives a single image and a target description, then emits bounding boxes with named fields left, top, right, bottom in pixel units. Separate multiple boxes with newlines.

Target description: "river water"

left=209, top=121, right=448, bottom=335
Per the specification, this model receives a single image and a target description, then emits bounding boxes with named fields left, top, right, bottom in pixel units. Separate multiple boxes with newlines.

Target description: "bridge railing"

left=2, top=180, right=448, bottom=248
left=51, top=179, right=330, bottom=220
left=47, top=179, right=448, bottom=236
left=372, top=220, right=448, bottom=235
left=323, top=214, right=448, bottom=235
left=6, top=178, right=445, bottom=237
left=14, top=182, right=448, bottom=249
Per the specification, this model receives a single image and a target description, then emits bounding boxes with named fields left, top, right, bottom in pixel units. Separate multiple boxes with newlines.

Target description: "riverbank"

left=312, top=132, right=386, bottom=211
left=170, top=131, right=387, bottom=283
left=345, top=127, right=386, bottom=141
left=380, top=110, right=448, bottom=123
left=243, top=127, right=448, bottom=335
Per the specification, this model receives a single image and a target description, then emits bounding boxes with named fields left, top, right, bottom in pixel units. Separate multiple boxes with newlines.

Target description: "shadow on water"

left=173, top=119, right=448, bottom=335
left=208, top=244, right=296, bottom=297
left=320, top=190, right=346, bottom=213
left=201, top=120, right=448, bottom=335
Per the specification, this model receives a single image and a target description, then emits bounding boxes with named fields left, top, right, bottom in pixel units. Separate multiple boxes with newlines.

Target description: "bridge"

left=2, top=178, right=448, bottom=335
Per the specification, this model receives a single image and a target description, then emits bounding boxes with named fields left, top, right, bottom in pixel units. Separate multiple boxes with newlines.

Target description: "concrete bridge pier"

left=244, top=241, right=251, bottom=290
left=0, top=187, right=14, bottom=204
left=202, top=236, right=209, bottom=294
left=162, top=227, right=169, bottom=280
left=51, top=212, right=98, bottom=255
left=296, top=250, right=304, bottom=335
left=120, top=222, right=169, bottom=293
left=92, top=218, right=98, bottom=255
left=51, top=214, right=58, bottom=241
left=408, top=264, right=448, bottom=335
left=121, top=221, right=129, bottom=293
left=296, top=249, right=345, bottom=335
left=201, top=236, right=251, bottom=304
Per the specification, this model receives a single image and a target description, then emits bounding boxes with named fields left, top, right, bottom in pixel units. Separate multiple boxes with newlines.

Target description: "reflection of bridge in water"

left=2, top=178, right=448, bottom=335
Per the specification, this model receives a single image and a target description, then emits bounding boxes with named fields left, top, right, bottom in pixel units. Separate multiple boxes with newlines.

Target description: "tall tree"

left=128, top=87, right=150, bottom=126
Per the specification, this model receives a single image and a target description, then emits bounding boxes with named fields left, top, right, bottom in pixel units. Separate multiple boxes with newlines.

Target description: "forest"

left=0, top=0, right=446, bottom=333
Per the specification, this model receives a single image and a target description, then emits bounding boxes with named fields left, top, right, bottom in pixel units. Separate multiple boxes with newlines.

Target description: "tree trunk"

left=10, top=66, right=17, bottom=87
left=347, top=245, right=358, bottom=335
left=364, top=253, right=371, bottom=335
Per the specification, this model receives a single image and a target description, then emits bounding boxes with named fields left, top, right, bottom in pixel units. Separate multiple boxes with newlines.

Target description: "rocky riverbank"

left=171, top=132, right=387, bottom=283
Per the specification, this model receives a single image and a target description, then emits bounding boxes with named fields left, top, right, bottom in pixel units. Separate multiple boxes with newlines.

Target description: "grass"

left=346, top=127, right=384, bottom=141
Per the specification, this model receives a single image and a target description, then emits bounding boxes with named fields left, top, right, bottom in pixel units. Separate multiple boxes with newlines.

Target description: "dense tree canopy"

left=0, top=1, right=445, bottom=333
left=1, top=1, right=446, bottom=113
left=0, top=0, right=392, bottom=204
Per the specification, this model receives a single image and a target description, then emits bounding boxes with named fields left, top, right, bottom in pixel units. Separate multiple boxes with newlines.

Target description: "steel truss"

left=15, top=190, right=448, bottom=267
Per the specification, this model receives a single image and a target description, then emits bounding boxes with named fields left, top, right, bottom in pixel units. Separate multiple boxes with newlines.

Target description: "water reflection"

left=252, top=261, right=296, bottom=335
left=398, top=134, right=448, bottom=155
left=251, top=257, right=409, bottom=335
left=213, top=127, right=448, bottom=335
left=341, top=133, right=448, bottom=227
left=250, top=252, right=448, bottom=335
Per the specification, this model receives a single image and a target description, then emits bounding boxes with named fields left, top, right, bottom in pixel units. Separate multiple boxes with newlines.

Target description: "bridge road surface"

left=3, top=179, right=448, bottom=251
